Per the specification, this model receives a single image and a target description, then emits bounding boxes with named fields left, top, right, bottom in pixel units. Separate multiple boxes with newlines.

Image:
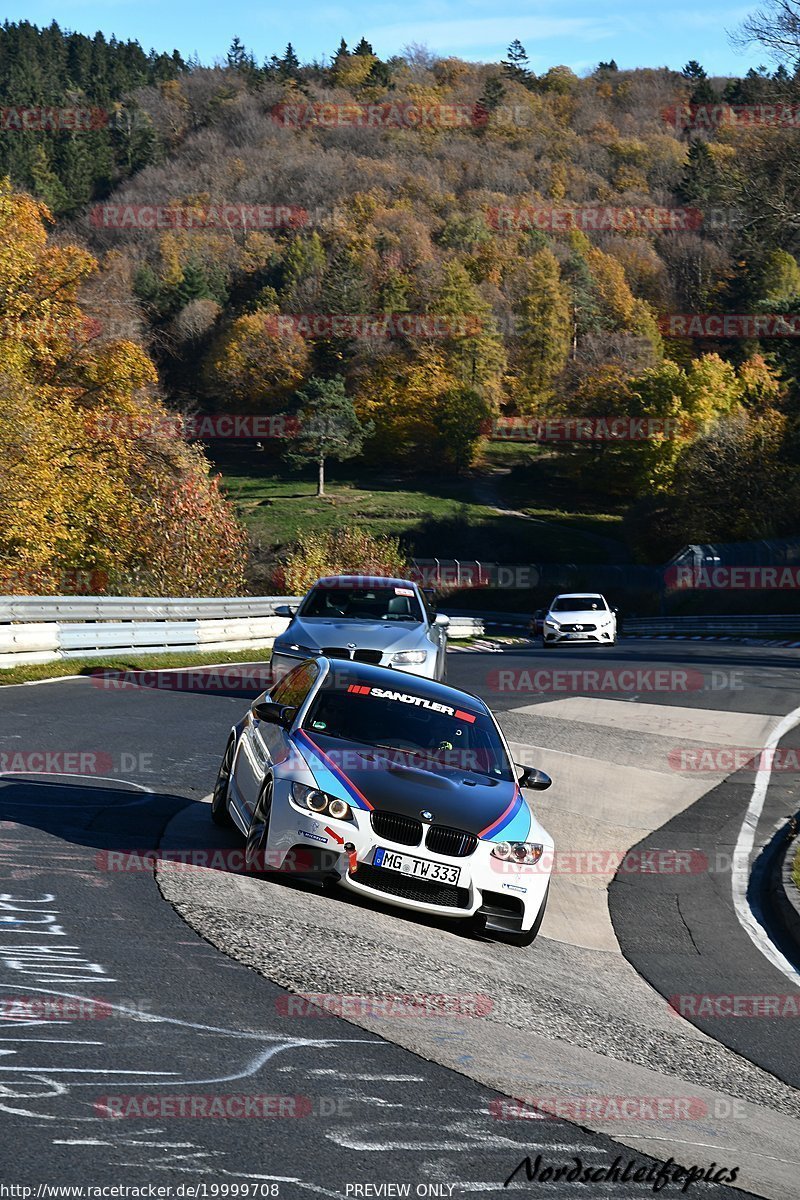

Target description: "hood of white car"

left=549, top=610, right=612, bottom=623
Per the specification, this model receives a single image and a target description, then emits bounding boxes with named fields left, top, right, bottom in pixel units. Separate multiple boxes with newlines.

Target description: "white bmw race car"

left=211, top=656, right=554, bottom=946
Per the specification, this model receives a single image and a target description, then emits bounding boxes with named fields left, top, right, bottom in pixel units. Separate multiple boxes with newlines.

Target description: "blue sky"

left=16, top=1, right=769, bottom=77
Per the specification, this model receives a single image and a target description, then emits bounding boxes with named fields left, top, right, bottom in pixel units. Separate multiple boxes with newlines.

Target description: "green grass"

left=221, top=463, right=485, bottom=549
left=216, top=453, right=629, bottom=570
left=0, top=648, right=267, bottom=687
left=793, top=844, right=800, bottom=894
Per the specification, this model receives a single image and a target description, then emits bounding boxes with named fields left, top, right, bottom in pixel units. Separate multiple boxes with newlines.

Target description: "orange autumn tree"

left=0, top=180, right=247, bottom=595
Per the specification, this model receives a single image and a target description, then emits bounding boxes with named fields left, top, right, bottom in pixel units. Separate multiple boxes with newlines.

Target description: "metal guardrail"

left=622, top=614, right=800, bottom=636
left=451, top=611, right=800, bottom=637
left=0, top=595, right=483, bottom=668
left=0, top=591, right=797, bottom=670
left=0, top=596, right=303, bottom=623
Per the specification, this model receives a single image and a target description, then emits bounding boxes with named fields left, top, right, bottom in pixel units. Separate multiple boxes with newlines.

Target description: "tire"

left=505, top=883, right=549, bottom=948
left=211, top=737, right=235, bottom=827
left=245, top=778, right=274, bottom=873
left=541, top=638, right=553, bottom=650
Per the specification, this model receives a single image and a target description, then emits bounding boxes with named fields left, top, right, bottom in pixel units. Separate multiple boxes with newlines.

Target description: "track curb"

left=769, top=822, right=800, bottom=970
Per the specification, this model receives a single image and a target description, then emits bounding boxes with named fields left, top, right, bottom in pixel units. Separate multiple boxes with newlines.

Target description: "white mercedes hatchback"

left=541, top=593, right=617, bottom=647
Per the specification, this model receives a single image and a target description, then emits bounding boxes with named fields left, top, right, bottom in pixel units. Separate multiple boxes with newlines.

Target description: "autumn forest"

left=3, top=20, right=800, bottom=594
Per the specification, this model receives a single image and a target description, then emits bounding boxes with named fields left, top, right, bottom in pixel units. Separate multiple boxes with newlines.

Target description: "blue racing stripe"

left=480, top=792, right=531, bottom=842
left=292, top=730, right=373, bottom=811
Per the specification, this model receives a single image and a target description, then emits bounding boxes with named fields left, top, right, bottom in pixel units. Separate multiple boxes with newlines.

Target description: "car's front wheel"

left=210, top=737, right=235, bottom=827
left=505, top=883, right=549, bottom=948
left=245, top=778, right=274, bottom=872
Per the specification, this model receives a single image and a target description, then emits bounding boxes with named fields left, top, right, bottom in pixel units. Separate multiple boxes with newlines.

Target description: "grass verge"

left=0, top=648, right=267, bottom=687
left=215, top=453, right=629, bottom=578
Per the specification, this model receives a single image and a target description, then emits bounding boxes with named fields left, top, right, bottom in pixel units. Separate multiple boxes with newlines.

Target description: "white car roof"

left=552, top=592, right=606, bottom=600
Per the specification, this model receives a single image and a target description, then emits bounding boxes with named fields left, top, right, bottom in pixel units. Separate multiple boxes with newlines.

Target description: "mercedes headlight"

left=391, top=650, right=428, bottom=664
left=291, top=782, right=353, bottom=822
left=544, top=618, right=560, bottom=629
left=491, top=841, right=544, bottom=865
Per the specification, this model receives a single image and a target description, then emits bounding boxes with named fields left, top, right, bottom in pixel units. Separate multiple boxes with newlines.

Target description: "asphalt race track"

left=0, top=638, right=799, bottom=1199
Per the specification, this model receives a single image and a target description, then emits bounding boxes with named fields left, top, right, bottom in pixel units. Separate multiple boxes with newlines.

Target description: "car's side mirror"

left=434, top=613, right=450, bottom=627
left=611, top=607, right=619, bottom=615
left=274, top=604, right=297, bottom=618
left=252, top=701, right=296, bottom=728
left=516, top=764, right=552, bottom=790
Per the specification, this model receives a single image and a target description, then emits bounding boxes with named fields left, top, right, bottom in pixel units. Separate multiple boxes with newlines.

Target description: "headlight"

left=291, top=782, right=353, bottom=822
left=544, top=618, right=560, bottom=629
left=490, top=841, right=543, bottom=865
left=391, top=650, right=428, bottom=664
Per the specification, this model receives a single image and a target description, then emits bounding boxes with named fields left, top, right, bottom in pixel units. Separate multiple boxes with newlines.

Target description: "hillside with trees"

left=3, top=19, right=800, bottom=589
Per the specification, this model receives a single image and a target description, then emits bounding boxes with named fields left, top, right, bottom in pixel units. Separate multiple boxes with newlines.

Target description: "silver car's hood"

left=285, top=617, right=428, bottom=651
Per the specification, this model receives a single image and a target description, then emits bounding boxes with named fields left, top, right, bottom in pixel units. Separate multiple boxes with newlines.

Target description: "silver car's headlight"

left=491, top=841, right=544, bottom=864
left=544, top=618, right=560, bottom=629
left=391, top=650, right=428, bottom=664
left=291, top=782, right=353, bottom=822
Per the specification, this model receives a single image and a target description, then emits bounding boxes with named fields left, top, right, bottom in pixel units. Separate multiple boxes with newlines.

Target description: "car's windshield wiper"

left=371, top=742, right=426, bottom=756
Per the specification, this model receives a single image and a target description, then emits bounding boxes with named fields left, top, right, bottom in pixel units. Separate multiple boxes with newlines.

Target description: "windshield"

left=551, top=596, right=607, bottom=612
left=301, top=585, right=423, bottom=623
left=302, top=677, right=513, bottom=781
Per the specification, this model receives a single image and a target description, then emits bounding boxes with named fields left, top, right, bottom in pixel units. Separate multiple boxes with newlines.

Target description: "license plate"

left=373, top=847, right=461, bottom=886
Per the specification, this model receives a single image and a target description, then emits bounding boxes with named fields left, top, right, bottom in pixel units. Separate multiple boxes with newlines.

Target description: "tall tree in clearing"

left=284, top=376, right=374, bottom=497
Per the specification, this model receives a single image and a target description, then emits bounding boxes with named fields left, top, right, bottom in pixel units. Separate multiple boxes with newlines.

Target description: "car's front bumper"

left=266, top=783, right=552, bottom=933
left=543, top=626, right=615, bottom=644
left=270, top=650, right=439, bottom=681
